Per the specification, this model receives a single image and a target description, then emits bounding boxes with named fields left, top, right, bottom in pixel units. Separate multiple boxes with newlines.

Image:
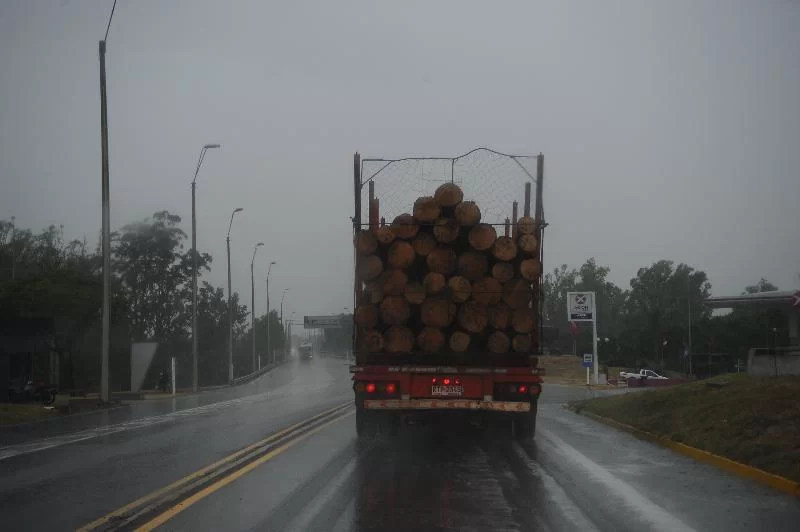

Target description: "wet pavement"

left=1, top=357, right=798, bottom=531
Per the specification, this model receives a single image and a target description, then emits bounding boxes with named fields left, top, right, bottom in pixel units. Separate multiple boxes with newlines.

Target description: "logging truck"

left=350, top=148, right=546, bottom=438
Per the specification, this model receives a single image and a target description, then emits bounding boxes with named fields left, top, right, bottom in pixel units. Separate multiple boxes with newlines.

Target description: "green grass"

left=0, top=403, right=60, bottom=425
left=572, top=374, right=800, bottom=483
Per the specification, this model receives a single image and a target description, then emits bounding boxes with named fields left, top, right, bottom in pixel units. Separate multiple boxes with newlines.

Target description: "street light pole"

left=266, top=261, right=276, bottom=366
left=191, top=143, right=221, bottom=392
left=226, top=207, right=243, bottom=383
left=251, top=242, right=264, bottom=373
left=98, top=1, right=117, bottom=403
left=280, top=288, right=289, bottom=362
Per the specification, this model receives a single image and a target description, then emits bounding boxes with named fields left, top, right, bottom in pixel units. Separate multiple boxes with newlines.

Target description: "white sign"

left=567, top=292, right=595, bottom=322
left=304, top=315, right=345, bottom=329
left=583, top=353, right=593, bottom=365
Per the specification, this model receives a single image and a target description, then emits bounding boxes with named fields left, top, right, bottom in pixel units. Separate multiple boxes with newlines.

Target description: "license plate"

left=431, top=385, right=464, bottom=396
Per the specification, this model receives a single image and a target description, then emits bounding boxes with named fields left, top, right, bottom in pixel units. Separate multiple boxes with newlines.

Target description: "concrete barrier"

left=748, top=347, right=800, bottom=377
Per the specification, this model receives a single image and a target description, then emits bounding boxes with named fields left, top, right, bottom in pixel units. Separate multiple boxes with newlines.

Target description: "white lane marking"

left=331, top=499, right=356, bottom=532
left=283, top=456, right=358, bottom=532
left=511, top=442, right=599, bottom=532
left=537, top=428, right=699, bottom=532
left=0, top=377, right=338, bottom=462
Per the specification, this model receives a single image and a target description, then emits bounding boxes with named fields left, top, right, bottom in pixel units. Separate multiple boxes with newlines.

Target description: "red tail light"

left=519, top=385, right=527, bottom=393
left=454, top=378, right=462, bottom=385
left=431, top=377, right=438, bottom=384
left=443, top=378, right=451, bottom=385
left=365, top=383, right=376, bottom=393
left=386, top=383, right=397, bottom=394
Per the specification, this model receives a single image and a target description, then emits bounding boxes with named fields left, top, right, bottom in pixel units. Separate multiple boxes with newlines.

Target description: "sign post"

left=170, top=356, right=176, bottom=397
left=568, top=292, right=598, bottom=384
left=582, top=353, right=593, bottom=385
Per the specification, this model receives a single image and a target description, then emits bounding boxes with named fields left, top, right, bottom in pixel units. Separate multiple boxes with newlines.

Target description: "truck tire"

left=356, top=407, right=377, bottom=438
left=514, top=400, right=538, bottom=439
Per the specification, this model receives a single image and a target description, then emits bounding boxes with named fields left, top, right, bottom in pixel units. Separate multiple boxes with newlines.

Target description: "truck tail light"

left=365, top=383, right=376, bottom=393
left=386, top=383, right=396, bottom=394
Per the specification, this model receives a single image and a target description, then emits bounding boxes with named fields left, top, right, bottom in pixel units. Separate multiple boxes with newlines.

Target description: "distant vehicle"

left=619, top=369, right=667, bottom=380
left=299, top=342, right=313, bottom=362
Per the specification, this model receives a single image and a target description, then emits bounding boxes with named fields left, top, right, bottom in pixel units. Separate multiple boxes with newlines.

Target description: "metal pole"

left=9, top=216, right=15, bottom=281
left=99, top=39, right=111, bottom=403
left=251, top=259, right=256, bottom=372
left=266, top=276, right=270, bottom=365
left=227, top=235, right=233, bottom=382
left=687, top=273, right=693, bottom=376
left=192, top=180, right=198, bottom=392
left=592, top=295, right=599, bottom=385
left=171, top=356, right=176, bottom=397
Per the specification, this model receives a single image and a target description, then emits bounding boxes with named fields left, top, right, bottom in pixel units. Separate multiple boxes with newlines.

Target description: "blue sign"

left=582, top=353, right=593, bottom=368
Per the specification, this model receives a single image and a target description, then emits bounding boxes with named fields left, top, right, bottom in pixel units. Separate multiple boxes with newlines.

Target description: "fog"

left=2, top=0, right=799, bottom=322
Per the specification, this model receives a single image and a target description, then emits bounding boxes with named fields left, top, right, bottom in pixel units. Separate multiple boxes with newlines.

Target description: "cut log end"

left=423, top=272, right=446, bottom=295
left=456, top=251, right=488, bottom=281
left=468, top=223, right=497, bottom=251
left=359, top=330, right=384, bottom=352
left=357, top=255, right=383, bottom=282
left=354, top=304, right=378, bottom=328
left=454, top=201, right=481, bottom=226
left=412, top=232, right=437, bottom=257
left=520, top=259, right=542, bottom=281
left=388, top=240, right=415, bottom=269
left=380, top=296, right=411, bottom=325
left=434, top=182, right=464, bottom=208
left=447, top=276, right=472, bottom=303
left=391, top=213, right=419, bottom=240
left=384, top=326, right=415, bottom=353
left=421, top=298, right=456, bottom=328
left=449, top=331, right=471, bottom=352
left=491, top=262, right=514, bottom=284
left=517, top=215, right=536, bottom=235
left=417, top=327, right=445, bottom=353
left=488, top=331, right=510, bottom=354
left=511, top=309, right=536, bottom=334
left=473, top=276, right=503, bottom=306
left=491, top=236, right=518, bottom=262
left=413, top=196, right=441, bottom=223
left=512, top=334, right=533, bottom=353
left=488, top=302, right=511, bottom=330
left=427, top=246, right=457, bottom=275
left=375, top=226, right=396, bottom=246
left=380, top=269, right=408, bottom=296
left=433, top=218, right=460, bottom=244
left=404, top=282, right=426, bottom=305
left=356, top=231, right=378, bottom=256
left=518, top=234, right=538, bottom=255
left=503, top=278, right=531, bottom=309
left=458, top=301, right=488, bottom=333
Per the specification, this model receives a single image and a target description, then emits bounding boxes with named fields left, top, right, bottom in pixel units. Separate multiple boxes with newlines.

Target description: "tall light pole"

left=8, top=216, right=15, bottom=281
left=251, top=242, right=264, bottom=372
left=280, top=288, right=289, bottom=362
left=99, top=0, right=118, bottom=403
left=191, top=143, right=221, bottom=392
left=226, top=207, right=243, bottom=383
left=266, top=261, right=276, bottom=366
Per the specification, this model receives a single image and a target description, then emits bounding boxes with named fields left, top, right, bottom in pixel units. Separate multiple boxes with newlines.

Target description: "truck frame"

left=350, top=148, right=546, bottom=438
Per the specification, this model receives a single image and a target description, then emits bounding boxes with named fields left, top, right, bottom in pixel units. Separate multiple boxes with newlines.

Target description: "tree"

left=196, top=281, right=248, bottom=385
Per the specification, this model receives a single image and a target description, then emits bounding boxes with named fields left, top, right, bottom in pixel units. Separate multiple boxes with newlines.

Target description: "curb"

left=565, top=403, right=800, bottom=498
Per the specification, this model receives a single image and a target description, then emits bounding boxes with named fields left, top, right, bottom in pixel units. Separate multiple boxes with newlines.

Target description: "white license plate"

left=431, top=385, right=464, bottom=396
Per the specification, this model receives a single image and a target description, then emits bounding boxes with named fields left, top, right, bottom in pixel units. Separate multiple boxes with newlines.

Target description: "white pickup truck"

left=619, top=369, right=667, bottom=380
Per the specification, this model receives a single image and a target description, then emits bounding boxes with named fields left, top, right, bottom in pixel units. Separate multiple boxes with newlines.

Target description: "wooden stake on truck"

left=351, top=148, right=546, bottom=439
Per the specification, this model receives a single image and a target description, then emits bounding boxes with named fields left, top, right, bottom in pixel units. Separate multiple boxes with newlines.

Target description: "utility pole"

left=266, top=261, right=276, bottom=365
left=98, top=1, right=117, bottom=403
left=9, top=216, right=15, bottom=281
left=687, top=273, right=693, bottom=377
left=280, top=288, right=289, bottom=362
left=251, top=243, right=264, bottom=373
left=226, top=208, right=243, bottom=383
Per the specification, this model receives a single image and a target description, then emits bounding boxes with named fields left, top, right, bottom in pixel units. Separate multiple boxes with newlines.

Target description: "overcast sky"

left=2, top=0, right=799, bottom=323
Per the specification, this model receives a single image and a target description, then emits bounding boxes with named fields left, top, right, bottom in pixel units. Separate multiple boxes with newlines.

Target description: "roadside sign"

left=567, top=292, right=595, bottom=322
left=303, top=315, right=344, bottom=329
left=582, top=353, right=593, bottom=368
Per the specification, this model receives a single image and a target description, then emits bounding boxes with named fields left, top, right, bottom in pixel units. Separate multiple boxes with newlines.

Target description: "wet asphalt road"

left=1, top=357, right=799, bottom=531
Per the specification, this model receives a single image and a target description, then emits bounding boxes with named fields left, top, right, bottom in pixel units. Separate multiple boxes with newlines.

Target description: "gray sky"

left=2, top=0, right=799, bottom=322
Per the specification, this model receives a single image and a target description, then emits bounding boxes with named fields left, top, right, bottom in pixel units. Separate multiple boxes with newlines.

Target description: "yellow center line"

left=134, top=411, right=354, bottom=532
left=77, top=402, right=350, bottom=531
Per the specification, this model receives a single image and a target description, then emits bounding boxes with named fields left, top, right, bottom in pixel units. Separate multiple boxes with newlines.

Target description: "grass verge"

left=571, top=373, right=800, bottom=484
left=0, top=403, right=60, bottom=426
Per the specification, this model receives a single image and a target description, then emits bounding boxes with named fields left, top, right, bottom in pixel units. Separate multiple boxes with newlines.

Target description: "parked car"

left=619, top=369, right=667, bottom=380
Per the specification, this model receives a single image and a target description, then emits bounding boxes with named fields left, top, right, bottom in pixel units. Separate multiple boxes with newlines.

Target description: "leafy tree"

left=195, top=282, right=248, bottom=385
left=235, top=310, right=285, bottom=376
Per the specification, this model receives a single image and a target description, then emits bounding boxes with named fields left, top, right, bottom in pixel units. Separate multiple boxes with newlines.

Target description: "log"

left=517, top=215, right=535, bottom=235
left=520, top=259, right=542, bottom=281
left=491, top=262, right=514, bottom=284
left=447, top=276, right=472, bottom=303
left=375, top=226, right=396, bottom=246
left=487, top=302, right=511, bottom=330
left=456, top=251, right=488, bottom=281
left=412, top=232, right=437, bottom=257
left=391, top=213, right=419, bottom=240
left=421, top=298, right=455, bottom=328
left=503, top=278, right=531, bottom=309
left=433, top=218, right=460, bottom=244
left=472, top=276, right=503, bottom=306
left=388, top=240, right=415, bottom=269
left=512, top=333, right=533, bottom=353
left=359, top=329, right=384, bottom=352
left=357, top=255, right=383, bottom=281
left=518, top=234, right=538, bottom=255
left=511, top=309, right=536, bottom=334
left=364, top=281, right=384, bottom=304
left=413, top=196, right=441, bottom=223
left=356, top=231, right=378, bottom=256
left=384, top=326, right=415, bottom=353
left=468, top=223, right=497, bottom=251
left=354, top=304, right=379, bottom=328
left=423, top=272, right=446, bottom=295
left=404, top=282, right=426, bottom=305
left=380, top=296, right=410, bottom=325
left=427, top=246, right=457, bottom=275
left=454, top=201, right=481, bottom=226
left=449, top=331, right=471, bottom=353
left=488, top=331, right=510, bottom=354
left=434, top=182, right=463, bottom=208
left=381, top=269, right=408, bottom=296
left=491, top=236, right=517, bottom=261
left=417, top=327, right=445, bottom=353
left=458, top=301, right=488, bottom=333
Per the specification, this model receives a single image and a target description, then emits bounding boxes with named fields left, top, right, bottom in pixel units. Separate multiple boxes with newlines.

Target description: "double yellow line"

left=78, top=402, right=353, bottom=532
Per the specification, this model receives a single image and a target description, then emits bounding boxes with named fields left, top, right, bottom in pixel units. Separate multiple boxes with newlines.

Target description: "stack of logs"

left=354, top=182, right=540, bottom=358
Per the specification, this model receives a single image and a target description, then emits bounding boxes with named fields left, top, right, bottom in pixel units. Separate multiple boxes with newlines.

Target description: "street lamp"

left=280, top=288, right=289, bottom=361
left=226, top=207, right=243, bottom=383
left=191, top=143, right=221, bottom=392
left=266, top=261, right=276, bottom=366
left=251, top=242, right=264, bottom=372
